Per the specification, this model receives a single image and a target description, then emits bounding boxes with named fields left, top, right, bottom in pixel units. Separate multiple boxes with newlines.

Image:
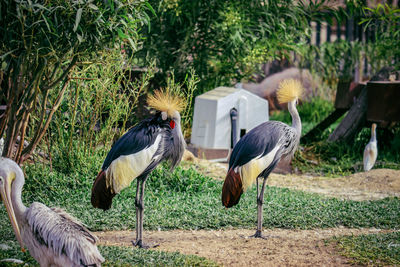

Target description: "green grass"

left=332, top=232, right=400, bottom=266
left=1, top=162, right=399, bottom=265
left=1, top=164, right=399, bottom=236
left=0, top=242, right=218, bottom=267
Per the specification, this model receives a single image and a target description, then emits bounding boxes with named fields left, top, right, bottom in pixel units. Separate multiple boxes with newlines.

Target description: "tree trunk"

left=302, top=108, right=347, bottom=143
left=328, top=87, right=367, bottom=143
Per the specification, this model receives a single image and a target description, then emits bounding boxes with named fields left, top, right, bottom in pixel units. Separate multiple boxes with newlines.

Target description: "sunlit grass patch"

left=0, top=241, right=219, bottom=267
left=332, top=231, right=400, bottom=266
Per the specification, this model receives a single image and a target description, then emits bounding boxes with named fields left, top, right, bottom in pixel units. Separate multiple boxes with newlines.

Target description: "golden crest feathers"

left=147, top=89, right=185, bottom=117
left=276, top=79, right=304, bottom=104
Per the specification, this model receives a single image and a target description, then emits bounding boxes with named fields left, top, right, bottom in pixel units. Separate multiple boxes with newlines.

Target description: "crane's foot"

left=249, top=230, right=268, bottom=239
left=132, top=239, right=159, bottom=249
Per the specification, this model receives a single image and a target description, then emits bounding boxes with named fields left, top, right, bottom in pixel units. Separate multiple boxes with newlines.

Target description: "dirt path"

left=96, top=228, right=394, bottom=266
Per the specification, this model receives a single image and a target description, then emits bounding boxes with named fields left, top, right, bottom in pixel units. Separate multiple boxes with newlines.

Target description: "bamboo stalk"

left=21, top=78, right=71, bottom=162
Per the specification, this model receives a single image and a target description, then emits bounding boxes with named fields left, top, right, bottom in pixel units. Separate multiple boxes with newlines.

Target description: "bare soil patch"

left=96, top=228, right=394, bottom=266
left=268, top=169, right=400, bottom=201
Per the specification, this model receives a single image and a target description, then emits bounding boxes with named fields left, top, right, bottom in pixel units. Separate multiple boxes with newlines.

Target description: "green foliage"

left=0, top=0, right=149, bottom=61
left=0, top=0, right=151, bottom=162
left=332, top=232, right=400, bottom=266
left=298, top=3, right=400, bottom=89
left=361, top=4, right=400, bottom=70
left=135, top=0, right=317, bottom=94
left=299, top=41, right=363, bottom=87
left=270, top=97, right=335, bottom=135
left=47, top=50, right=152, bottom=173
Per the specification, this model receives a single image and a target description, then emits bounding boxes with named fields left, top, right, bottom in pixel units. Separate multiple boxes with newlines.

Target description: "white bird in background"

left=0, top=157, right=104, bottom=267
left=363, top=123, right=378, bottom=171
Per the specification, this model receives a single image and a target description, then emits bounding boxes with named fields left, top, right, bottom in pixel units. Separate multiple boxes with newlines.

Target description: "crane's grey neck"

left=11, top=165, right=27, bottom=220
left=288, top=99, right=301, bottom=136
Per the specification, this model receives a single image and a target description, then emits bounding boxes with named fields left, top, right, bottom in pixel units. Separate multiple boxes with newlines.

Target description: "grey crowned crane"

left=91, top=90, right=186, bottom=248
left=0, top=157, right=104, bottom=267
left=363, top=123, right=378, bottom=171
left=222, top=79, right=303, bottom=238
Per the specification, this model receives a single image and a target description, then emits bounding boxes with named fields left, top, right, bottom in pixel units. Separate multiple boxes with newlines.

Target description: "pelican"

left=363, top=123, right=378, bottom=171
left=0, top=157, right=104, bottom=267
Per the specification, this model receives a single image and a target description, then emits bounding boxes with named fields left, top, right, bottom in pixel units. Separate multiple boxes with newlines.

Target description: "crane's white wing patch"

left=106, top=135, right=162, bottom=193
left=240, top=145, right=281, bottom=191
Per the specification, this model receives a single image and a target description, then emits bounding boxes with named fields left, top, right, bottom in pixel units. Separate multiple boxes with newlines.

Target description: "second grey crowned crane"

left=222, top=79, right=303, bottom=238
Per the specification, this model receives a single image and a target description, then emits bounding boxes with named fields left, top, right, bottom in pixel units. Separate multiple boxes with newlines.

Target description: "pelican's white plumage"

left=363, top=123, right=378, bottom=171
left=0, top=157, right=104, bottom=267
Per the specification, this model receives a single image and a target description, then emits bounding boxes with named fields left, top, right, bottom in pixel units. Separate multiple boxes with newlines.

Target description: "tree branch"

left=43, top=56, right=77, bottom=90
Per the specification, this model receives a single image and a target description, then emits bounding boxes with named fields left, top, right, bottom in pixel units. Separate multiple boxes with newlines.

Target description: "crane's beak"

left=0, top=174, right=25, bottom=252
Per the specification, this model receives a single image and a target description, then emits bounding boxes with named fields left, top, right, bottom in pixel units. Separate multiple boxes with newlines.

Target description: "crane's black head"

left=151, top=110, right=181, bottom=131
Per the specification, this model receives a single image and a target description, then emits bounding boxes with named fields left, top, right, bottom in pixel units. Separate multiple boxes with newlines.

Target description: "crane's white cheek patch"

left=106, top=136, right=161, bottom=193
left=240, top=145, right=280, bottom=191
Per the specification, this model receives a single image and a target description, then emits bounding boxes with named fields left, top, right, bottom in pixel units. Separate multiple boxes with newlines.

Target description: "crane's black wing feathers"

left=102, top=116, right=162, bottom=170
left=229, top=121, right=288, bottom=169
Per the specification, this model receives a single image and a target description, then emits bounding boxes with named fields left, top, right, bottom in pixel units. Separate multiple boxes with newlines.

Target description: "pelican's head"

left=0, top=157, right=25, bottom=252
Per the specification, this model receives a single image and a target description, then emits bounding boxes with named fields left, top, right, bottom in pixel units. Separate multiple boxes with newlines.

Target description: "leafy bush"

left=46, top=50, right=152, bottom=173
left=0, top=0, right=151, bottom=162
left=134, top=0, right=322, bottom=94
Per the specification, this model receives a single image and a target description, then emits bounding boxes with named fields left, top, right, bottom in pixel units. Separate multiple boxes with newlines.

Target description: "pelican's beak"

left=0, top=174, right=25, bottom=252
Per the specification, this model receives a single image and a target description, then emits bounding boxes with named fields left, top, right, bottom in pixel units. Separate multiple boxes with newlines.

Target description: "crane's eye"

left=169, top=120, right=176, bottom=129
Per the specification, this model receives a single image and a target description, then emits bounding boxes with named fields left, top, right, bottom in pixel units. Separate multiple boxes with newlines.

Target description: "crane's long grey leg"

left=251, top=176, right=268, bottom=239
left=133, top=179, right=142, bottom=247
left=133, top=179, right=159, bottom=249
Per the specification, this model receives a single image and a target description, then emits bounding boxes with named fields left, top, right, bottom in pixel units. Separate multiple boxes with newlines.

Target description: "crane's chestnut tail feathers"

left=222, top=169, right=243, bottom=208
left=91, top=170, right=115, bottom=211
left=276, top=79, right=304, bottom=104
